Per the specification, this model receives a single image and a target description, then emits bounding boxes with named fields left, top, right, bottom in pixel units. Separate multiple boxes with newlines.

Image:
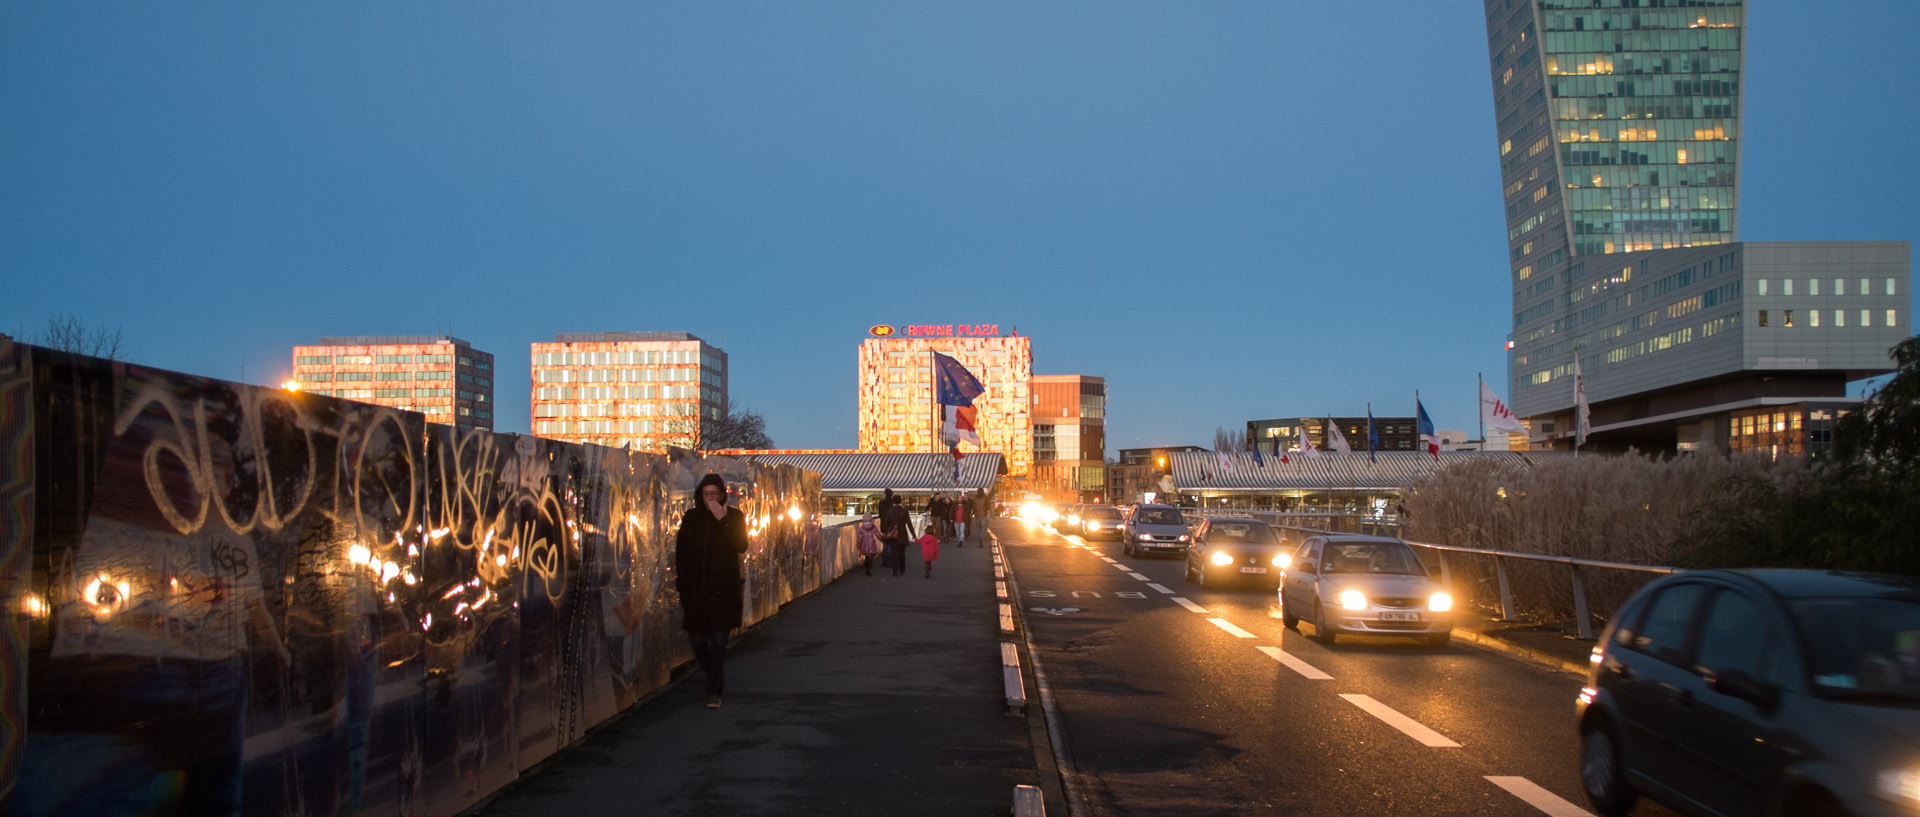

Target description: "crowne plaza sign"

left=869, top=324, right=1002, bottom=338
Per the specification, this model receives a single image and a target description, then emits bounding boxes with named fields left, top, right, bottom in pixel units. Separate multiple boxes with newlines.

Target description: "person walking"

left=676, top=473, right=750, bottom=709
left=954, top=494, right=969, bottom=547
left=917, top=531, right=940, bottom=578
left=855, top=514, right=880, bottom=576
left=879, top=497, right=914, bottom=577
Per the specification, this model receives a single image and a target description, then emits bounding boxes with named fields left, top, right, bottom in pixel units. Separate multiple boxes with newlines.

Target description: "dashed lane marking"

left=1126, top=572, right=1150, bottom=581
left=1208, top=618, right=1257, bottom=638
left=1171, top=597, right=1208, bottom=614
left=1485, top=777, right=1593, bottom=817
left=1146, top=583, right=1174, bottom=594
left=1339, top=694, right=1461, bottom=748
left=1256, top=646, right=1333, bottom=680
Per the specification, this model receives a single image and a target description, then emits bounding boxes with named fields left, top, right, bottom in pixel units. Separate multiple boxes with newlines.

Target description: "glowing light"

left=22, top=595, right=46, bottom=617
left=1274, top=553, right=1291, bottom=568
left=403, top=571, right=418, bottom=585
left=381, top=562, right=400, bottom=582
left=787, top=506, right=803, bottom=521
left=407, top=544, right=419, bottom=558
left=1428, top=592, right=1453, bottom=612
left=422, top=613, right=433, bottom=631
left=1339, top=589, right=1368, bottom=611
left=349, top=544, right=373, bottom=565
left=1577, top=687, right=1597, bottom=706
left=282, top=380, right=301, bottom=391
left=1209, top=551, right=1235, bottom=567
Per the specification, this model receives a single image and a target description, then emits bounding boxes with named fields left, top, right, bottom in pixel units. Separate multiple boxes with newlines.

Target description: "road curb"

left=1451, top=624, right=1593, bottom=676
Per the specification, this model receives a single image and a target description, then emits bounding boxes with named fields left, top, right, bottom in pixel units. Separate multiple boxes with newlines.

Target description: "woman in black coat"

left=676, top=473, right=750, bottom=708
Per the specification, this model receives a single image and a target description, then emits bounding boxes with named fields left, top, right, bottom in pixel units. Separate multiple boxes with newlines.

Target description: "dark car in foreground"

left=1577, top=569, right=1920, bottom=817
left=1183, top=517, right=1287, bottom=589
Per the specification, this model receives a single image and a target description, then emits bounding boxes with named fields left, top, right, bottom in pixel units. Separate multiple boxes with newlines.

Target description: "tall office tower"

left=856, top=325, right=1032, bottom=476
left=290, top=336, right=496, bottom=431
left=1031, top=375, right=1106, bottom=502
left=529, top=332, right=727, bottom=452
left=1484, top=0, right=1907, bottom=455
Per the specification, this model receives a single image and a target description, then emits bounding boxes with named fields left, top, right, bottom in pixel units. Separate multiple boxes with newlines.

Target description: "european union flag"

left=933, top=352, right=986, bottom=406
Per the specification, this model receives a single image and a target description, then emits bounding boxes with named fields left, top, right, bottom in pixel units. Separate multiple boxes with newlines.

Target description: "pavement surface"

left=467, top=518, right=1599, bottom=817
left=470, top=523, right=1044, bottom=817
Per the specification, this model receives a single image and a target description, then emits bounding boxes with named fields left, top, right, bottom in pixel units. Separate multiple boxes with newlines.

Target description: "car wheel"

left=1123, top=541, right=1133, bottom=557
left=1281, top=602, right=1299, bottom=630
left=1580, top=722, right=1637, bottom=816
left=1197, top=564, right=1210, bottom=588
left=1424, top=631, right=1451, bottom=648
left=1311, top=602, right=1336, bottom=645
left=1182, top=559, right=1196, bottom=583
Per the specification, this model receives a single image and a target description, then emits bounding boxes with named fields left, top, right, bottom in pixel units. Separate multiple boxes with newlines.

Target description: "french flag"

left=1416, top=398, right=1440, bottom=460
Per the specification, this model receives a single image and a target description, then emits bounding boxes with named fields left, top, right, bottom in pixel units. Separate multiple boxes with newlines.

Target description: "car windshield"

left=1085, top=508, right=1123, bottom=520
left=1321, top=542, right=1426, bottom=575
left=1793, top=597, right=1920, bottom=702
left=1207, top=522, right=1276, bottom=544
left=1135, top=508, right=1183, bottom=525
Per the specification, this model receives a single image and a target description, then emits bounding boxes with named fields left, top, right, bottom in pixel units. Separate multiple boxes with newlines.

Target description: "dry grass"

left=1402, top=451, right=1802, bottom=631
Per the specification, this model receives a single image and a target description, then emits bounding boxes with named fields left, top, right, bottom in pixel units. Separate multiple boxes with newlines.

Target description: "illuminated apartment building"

left=856, top=325, right=1032, bottom=476
left=1030, top=375, right=1105, bottom=502
left=529, top=332, right=727, bottom=452
left=290, top=335, right=495, bottom=431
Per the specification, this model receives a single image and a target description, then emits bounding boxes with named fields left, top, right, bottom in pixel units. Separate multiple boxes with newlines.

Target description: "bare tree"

left=37, top=312, right=125, bottom=360
left=1212, top=426, right=1247, bottom=453
left=699, top=406, right=774, bottom=451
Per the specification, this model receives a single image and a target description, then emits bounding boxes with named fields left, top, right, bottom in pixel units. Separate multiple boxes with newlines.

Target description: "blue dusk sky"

left=4, top=3, right=1915, bottom=450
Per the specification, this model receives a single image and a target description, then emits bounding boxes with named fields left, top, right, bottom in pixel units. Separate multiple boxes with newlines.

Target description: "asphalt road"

left=1003, top=521, right=1681, bottom=817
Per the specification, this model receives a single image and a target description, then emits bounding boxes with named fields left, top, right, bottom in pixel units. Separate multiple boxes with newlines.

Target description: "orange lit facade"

left=290, top=336, right=495, bottom=431
left=1030, top=375, right=1105, bottom=502
left=529, top=332, right=727, bottom=452
left=857, top=329, right=1031, bottom=476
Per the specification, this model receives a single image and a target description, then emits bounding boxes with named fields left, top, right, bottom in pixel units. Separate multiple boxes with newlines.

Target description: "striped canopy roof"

left=1172, top=450, right=1569, bottom=491
left=730, top=452, right=1003, bottom=493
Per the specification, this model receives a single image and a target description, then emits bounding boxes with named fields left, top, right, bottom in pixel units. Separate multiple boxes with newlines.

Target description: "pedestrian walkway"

left=472, top=527, right=1040, bottom=817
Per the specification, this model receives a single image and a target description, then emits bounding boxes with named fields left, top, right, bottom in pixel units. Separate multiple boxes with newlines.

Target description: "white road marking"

left=1086, top=551, right=1104, bottom=558
left=1339, top=694, right=1460, bottom=748
left=1127, top=572, right=1150, bottom=581
left=1208, top=618, right=1257, bottom=638
left=1110, top=562, right=1132, bottom=571
left=1256, top=646, right=1333, bottom=680
left=1171, top=597, right=1208, bottom=613
left=1146, top=583, right=1174, bottom=594
left=1485, top=777, right=1593, bottom=817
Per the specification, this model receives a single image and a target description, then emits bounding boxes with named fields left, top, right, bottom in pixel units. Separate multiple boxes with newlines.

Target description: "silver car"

left=1121, top=504, right=1190, bottom=558
left=1278, top=534, right=1455, bottom=647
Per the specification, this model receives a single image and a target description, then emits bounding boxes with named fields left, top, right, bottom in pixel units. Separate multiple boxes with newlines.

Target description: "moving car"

left=1576, top=569, right=1920, bottom=817
left=1075, top=505, right=1126, bottom=540
left=1183, top=517, right=1287, bottom=589
left=1121, top=504, right=1190, bottom=557
left=1278, top=534, right=1453, bottom=646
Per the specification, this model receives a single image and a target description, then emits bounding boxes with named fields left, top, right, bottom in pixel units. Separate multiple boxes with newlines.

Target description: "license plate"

left=1238, top=566, right=1268, bottom=574
left=1380, top=612, right=1421, bottom=622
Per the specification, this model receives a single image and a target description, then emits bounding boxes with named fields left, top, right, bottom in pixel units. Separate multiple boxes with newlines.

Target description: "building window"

left=1756, top=279, right=1767, bottom=296
left=1808, top=279, right=1819, bottom=296
left=1809, top=310, right=1820, bottom=327
left=1782, top=279, right=1793, bottom=296
left=1757, top=310, right=1768, bottom=327
left=1890, top=279, right=1900, bottom=296
left=1862, top=310, right=1872, bottom=327
left=1834, top=278, right=1845, bottom=295
left=1889, top=310, right=1899, bottom=327
left=1835, top=310, right=1845, bottom=327
left=1784, top=310, right=1795, bottom=328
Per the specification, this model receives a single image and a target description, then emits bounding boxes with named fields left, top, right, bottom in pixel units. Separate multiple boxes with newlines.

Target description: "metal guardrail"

left=1180, top=507, right=1679, bottom=640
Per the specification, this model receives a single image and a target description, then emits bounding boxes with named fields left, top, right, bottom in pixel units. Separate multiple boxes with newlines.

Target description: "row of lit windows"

left=1755, top=278, right=1897, bottom=298
left=1563, top=187, right=1733, bottom=213
left=534, top=420, right=683, bottom=435
left=1562, top=140, right=1736, bottom=169
left=302, top=370, right=453, bottom=382
left=1575, top=235, right=1730, bottom=257
left=1565, top=166, right=1736, bottom=190
left=1558, top=120, right=1734, bottom=145
left=1543, top=28, right=1740, bottom=55
left=1553, top=96, right=1735, bottom=125
left=533, top=401, right=701, bottom=418
left=305, top=353, right=457, bottom=365
left=1756, top=310, right=1898, bottom=329
left=1541, top=9, right=1740, bottom=34
left=1527, top=311, right=1742, bottom=386
left=1546, top=52, right=1737, bottom=79
left=532, top=350, right=720, bottom=369
left=533, top=367, right=701, bottom=384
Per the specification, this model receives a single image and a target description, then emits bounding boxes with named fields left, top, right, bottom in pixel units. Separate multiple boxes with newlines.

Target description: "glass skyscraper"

left=1483, top=0, right=1907, bottom=453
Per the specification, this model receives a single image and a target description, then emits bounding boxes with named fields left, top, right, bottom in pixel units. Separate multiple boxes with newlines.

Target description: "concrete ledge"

left=999, top=602, right=1016, bottom=636
left=1452, top=624, right=1594, bottom=676
left=1013, top=784, right=1045, bottom=817
left=996, top=580, right=1009, bottom=600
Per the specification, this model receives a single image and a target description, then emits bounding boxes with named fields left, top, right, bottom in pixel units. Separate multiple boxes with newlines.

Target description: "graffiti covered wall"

left=0, top=340, right=831, bottom=817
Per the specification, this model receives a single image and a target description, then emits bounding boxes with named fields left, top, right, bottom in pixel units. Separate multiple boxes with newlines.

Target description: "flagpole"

left=1477, top=372, right=1486, bottom=452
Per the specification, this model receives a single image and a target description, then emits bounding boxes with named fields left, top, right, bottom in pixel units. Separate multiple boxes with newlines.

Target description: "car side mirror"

left=1710, top=669, right=1778, bottom=711
left=1297, top=561, right=1316, bottom=575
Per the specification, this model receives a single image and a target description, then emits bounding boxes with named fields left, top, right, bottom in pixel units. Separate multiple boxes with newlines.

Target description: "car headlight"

left=1339, top=589, right=1368, bottom=611
left=1176, top=534, right=1189, bottom=542
left=1428, top=592, right=1453, bottom=612
left=1138, top=533, right=1152, bottom=542
left=1086, top=521, right=1100, bottom=530
left=1877, top=769, right=1920, bottom=808
left=1273, top=553, right=1290, bottom=568
left=1067, top=514, right=1080, bottom=525
left=1210, top=551, right=1235, bottom=566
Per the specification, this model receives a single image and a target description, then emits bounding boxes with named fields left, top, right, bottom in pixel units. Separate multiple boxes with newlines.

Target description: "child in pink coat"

left=856, top=515, right=880, bottom=576
left=916, top=533, right=940, bottom=579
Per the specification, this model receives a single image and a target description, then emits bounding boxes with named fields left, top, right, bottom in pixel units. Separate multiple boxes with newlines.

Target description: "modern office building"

left=290, top=336, right=495, bottom=431
left=1030, top=375, right=1106, bottom=502
left=529, top=332, right=727, bottom=452
left=1248, top=417, right=1418, bottom=456
left=1484, top=0, right=1908, bottom=454
left=856, top=325, right=1033, bottom=476
left=1107, top=445, right=1206, bottom=505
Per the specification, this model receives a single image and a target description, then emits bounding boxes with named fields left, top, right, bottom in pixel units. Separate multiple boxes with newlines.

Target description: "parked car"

left=1075, top=505, right=1126, bottom=540
left=1576, top=569, right=1920, bottom=817
left=1277, top=534, right=1453, bottom=647
left=1183, top=517, right=1287, bottom=589
left=1121, top=504, right=1190, bottom=557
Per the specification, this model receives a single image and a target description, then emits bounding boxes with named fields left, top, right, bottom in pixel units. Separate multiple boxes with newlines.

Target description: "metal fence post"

left=1570, top=563, right=1593, bottom=640
left=1495, top=555, right=1517, bottom=622
left=1437, top=551, right=1452, bottom=591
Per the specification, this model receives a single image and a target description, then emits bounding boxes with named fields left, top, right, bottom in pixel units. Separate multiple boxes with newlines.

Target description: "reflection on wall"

left=0, top=340, right=829, bottom=817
